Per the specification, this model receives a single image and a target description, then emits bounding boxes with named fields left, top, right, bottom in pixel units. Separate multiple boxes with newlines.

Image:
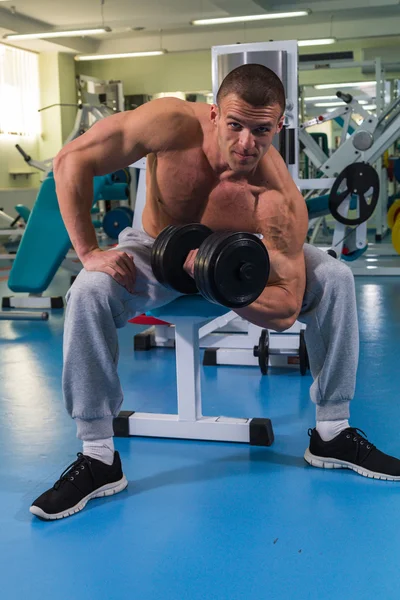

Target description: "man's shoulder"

left=125, top=98, right=204, bottom=153
left=149, top=97, right=205, bottom=135
left=146, top=97, right=204, bottom=122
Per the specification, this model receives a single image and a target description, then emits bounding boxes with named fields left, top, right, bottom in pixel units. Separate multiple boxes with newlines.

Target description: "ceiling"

left=0, top=0, right=399, bottom=59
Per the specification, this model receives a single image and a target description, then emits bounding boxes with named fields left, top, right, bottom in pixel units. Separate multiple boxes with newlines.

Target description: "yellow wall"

left=76, top=51, right=212, bottom=95
left=58, top=53, right=78, bottom=144
left=75, top=47, right=400, bottom=97
left=38, top=52, right=64, bottom=162
left=0, top=136, right=40, bottom=190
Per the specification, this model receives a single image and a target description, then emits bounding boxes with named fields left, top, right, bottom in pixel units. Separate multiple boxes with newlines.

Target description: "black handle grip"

left=15, top=144, right=31, bottom=162
left=337, top=91, right=353, bottom=104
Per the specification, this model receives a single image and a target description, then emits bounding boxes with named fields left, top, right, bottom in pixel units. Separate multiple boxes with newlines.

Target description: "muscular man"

left=30, top=64, right=400, bottom=520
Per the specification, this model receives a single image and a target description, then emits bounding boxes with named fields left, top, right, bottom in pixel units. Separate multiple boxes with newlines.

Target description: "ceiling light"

left=315, top=102, right=348, bottom=107
left=3, top=27, right=111, bottom=40
left=315, top=100, right=368, bottom=107
left=304, top=95, right=340, bottom=101
left=298, top=38, right=336, bottom=47
left=364, top=104, right=377, bottom=110
left=315, top=81, right=375, bottom=90
left=191, top=11, right=309, bottom=26
left=75, top=50, right=166, bottom=61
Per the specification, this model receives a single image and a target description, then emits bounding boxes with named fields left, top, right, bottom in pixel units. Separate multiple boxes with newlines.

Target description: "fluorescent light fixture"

left=75, top=50, right=166, bottom=61
left=315, top=102, right=347, bottom=107
left=364, top=104, right=377, bottom=110
left=315, top=81, right=375, bottom=89
left=191, top=11, right=309, bottom=26
left=315, top=100, right=368, bottom=107
left=4, top=27, right=111, bottom=40
left=298, top=38, right=335, bottom=47
left=305, top=95, right=340, bottom=101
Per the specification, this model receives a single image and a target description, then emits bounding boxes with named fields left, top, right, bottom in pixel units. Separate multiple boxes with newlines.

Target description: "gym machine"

left=299, top=59, right=400, bottom=273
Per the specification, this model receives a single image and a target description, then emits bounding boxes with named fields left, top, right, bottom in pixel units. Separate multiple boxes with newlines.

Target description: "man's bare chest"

left=151, top=153, right=272, bottom=228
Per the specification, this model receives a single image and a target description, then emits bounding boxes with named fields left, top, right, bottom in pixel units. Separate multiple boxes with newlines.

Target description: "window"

left=0, top=44, right=40, bottom=136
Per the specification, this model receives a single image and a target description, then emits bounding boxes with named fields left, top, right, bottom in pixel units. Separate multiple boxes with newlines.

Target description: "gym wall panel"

left=75, top=46, right=398, bottom=99
left=76, top=51, right=212, bottom=96
left=38, top=53, right=64, bottom=163
left=0, top=136, right=41, bottom=190
left=58, top=53, right=78, bottom=145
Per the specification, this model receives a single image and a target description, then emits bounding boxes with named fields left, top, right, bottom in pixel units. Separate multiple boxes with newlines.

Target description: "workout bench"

left=113, top=295, right=274, bottom=446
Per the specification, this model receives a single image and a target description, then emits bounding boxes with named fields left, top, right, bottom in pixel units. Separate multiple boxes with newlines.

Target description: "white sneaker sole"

left=304, top=448, right=400, bottom=481
left=29, top=475, right=128, bottom=520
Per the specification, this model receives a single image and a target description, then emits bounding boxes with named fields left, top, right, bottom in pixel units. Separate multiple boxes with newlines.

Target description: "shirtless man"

left=30, top=64, right=400, bottom=520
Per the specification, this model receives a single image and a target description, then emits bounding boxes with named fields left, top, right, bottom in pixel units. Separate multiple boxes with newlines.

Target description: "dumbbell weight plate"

left=151, top=224, right=213, bottom=294
left=194, top=232, right=270, bottom=308
left=151, top=225, right=178, bottom=288
left=253, top=329, right=269, bottom=375
left=193, top=231, right=226, bottom=304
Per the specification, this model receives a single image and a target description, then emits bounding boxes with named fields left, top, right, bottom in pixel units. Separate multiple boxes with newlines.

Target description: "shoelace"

left=309, top=427, right=376, bottom=459
left=53, top=453, right=94, bottom=491
left=344, top=427, right=376, bottom=461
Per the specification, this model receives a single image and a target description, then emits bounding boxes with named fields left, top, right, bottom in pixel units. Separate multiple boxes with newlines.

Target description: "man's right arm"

left=53, top=98, right=196, bottom=291
left=54, top=98, right=194, bottom=259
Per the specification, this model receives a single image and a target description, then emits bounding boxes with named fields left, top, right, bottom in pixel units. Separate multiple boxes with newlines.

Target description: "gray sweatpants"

left=63, top=228, right=359, bottom=441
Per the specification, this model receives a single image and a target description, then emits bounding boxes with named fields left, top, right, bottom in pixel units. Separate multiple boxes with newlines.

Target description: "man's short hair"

left=216, top=64, right=286, bottom=116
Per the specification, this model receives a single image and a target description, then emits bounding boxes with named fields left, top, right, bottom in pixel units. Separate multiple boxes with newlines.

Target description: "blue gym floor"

left=1, top=265, right=400, bottom=600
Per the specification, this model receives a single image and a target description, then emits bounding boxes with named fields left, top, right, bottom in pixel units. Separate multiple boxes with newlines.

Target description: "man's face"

left=211, top=93, right=284, bottom=172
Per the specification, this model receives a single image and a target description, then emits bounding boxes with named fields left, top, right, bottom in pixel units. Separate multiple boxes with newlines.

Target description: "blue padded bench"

left=7, top=172, right=125, bottom=294
left=113, top=295, right=274, bottom=446
left=8, top=173, right=108, bottom=294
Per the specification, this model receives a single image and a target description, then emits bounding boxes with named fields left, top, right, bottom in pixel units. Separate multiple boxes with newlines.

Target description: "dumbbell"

left=388, top=199, right=400, bottom=255
left=253, top=329, right=309, bottom=376
left=151, top=223, right=270, bottom=308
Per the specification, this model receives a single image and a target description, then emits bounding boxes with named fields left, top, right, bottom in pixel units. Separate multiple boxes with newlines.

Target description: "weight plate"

left=102, top=207, right=133, bottom=239
left=112, top=168, right=131, bottom=184
left=195, top=232, right=270, bottom=308
left=299, top=329, right=309, bottom=376
left=151, top=225, right=178, bottom=288
left=328, top=162, right=380, bottom=226
left=151, top=224, right=213, bottom=294
left=387, top=199, right=400, bottom=230
left=117, top=206, right=134, bottom=222
left=391, top=218, right=400, bottom=255
left=194, top=231, right=229, bottom=304
left=253, top=329, right=269, bottom=375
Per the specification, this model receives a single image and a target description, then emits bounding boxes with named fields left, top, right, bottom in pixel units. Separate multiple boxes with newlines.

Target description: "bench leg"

left=114, top=318, right=274, bottom=446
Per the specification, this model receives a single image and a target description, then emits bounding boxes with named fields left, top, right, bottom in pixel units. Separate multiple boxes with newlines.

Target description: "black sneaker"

left=304, top=427, right=400, bottom=481
left=30, top=451, right=128, bottom=520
